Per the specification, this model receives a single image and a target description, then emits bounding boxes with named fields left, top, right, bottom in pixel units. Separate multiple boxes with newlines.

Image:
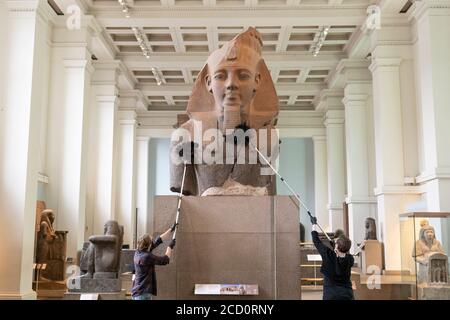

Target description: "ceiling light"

left=311, top=26, right=330, bottom=57
left=118, top=0, right=131, bottom=18
left=151, top=67, right=164, bottom=86
left=132, top=27, right=152, bottom=59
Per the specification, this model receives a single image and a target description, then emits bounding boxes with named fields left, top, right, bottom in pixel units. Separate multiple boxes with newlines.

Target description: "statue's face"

left=48, top=213, right=55, bottom=224
left=425, top=229, right=435, bottom=241
left=207, top=63, right=260, bottom=128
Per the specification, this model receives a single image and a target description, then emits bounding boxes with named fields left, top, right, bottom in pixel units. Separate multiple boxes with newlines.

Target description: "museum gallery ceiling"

left=52, top=0, right=403, bottom=112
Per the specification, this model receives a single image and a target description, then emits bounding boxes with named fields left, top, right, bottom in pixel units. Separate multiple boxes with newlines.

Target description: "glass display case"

left=399, top=212, right=450, bottom=300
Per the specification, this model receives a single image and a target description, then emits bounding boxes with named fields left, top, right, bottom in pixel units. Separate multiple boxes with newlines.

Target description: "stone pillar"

left=135, top=136, right=151, bottom=237
left=322, top=93, right=346, bottom=232
left=410, top=1, right=450, bottom=212
left=312, top=136, right=329, bottom=231
left=115, top=105, right=138, bottom=247
left=85, top=61, right=120, bottom=237
left=369, top=54, right=420, bottom=271
left=343, top=81, right=378, bottom=247
left=0, top=0, right=53, bottom=299
left=45, top=27, right=94, bottom=260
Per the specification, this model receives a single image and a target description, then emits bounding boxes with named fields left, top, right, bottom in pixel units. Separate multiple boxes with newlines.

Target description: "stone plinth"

left=67, top=278, right=121, bottom=293
left=153, top=196, right=301, bottom=300
left=361, top=240, right=383, bottom=274
left=418, top=285, right=450, bottom=300
left=64, top=289, right=126, bottom=300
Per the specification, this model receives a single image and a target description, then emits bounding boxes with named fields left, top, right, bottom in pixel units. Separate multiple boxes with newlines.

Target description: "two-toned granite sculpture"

left=170, top=27, right=279, bottom=196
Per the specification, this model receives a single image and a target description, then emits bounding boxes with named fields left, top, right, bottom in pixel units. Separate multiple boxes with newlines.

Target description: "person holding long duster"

left=131, top=223, right=177, bottom=300
left=310, top=216, right=355, bottom=300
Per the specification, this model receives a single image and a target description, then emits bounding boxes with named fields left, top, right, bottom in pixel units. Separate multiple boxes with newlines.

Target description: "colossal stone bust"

left=80, top=220, right=124, bottom=279
left=364, top=217, right=377, bottom=240
left=170, top=27, right=279, bottom=196
left=413, top=225, right=445, bottom=284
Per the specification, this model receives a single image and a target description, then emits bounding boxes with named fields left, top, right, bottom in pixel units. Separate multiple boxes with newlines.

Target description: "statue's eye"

left=239, top=72, right=251, bottom=80
left=214, top=73, right=225, bottom=80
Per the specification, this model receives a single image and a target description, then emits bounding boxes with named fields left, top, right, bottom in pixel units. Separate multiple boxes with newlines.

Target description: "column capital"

left=136, top=136, right=151, bottom=142
left=314, top=89, right=344, bottom=112
left=96, top=95, right=119, bottom=103
left=345, top=196, right=377, bottom=204
left=7, top=0, right=55, bottom=21
left=62, top=59, right=95, bottom=75
left=369, top=58, right=402, bottom=73
left=312, top=135, right=327, bottom=143
left=328, top=59, right=371, bottom=89
left=374, top=185, right=422, bottom=196
left=327, top=203, right=343, bottom=211
left=324, top=109, right=345, bottom=126
left=118, top=110, right=137, bottom=125
left=408, top=0, right=450, bottom=22
left=342, top=95, right=369, bottom=107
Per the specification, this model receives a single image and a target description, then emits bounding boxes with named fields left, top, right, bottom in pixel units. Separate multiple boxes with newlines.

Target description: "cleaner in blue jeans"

left=131, top=223, right=177, bottom=300
left=310, top=215, right=354, bottom=300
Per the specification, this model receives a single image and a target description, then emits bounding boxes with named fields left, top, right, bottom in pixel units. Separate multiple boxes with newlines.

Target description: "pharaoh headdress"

left=186, top=27, right=279, bottom=129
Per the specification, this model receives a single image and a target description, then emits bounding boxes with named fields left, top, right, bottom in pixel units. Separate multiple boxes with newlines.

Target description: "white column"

left=116, top=107, right=138, bottom=247
left=312, top=136, right=329, bottom=231
left=411, top=1, right=450, bottom=211
left=136, top=136, right=151, bottom=238
left=370, top=57, right=420, bottom=271
left=85, top=62, right=120, bottom=237
left=45, top=30, right=94, bottom=260
left=317, top=90, right=347, bottom=231
left=343, top=84, right=377, bottom=246
left=0, top=0, right=53, bottom=300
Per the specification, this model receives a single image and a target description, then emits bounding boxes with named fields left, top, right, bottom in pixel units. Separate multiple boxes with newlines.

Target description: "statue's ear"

left=187, top=64, right=216, bottom=117
left=255, top=72, right=261, bottom=87
left=205, top=74, right=212, bottom=92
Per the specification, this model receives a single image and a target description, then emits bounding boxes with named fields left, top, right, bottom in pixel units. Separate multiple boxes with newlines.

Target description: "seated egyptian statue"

left=170, top=27, right=279, bottom=196
left=80, top=220, right=124, bottom=279
left=413, top=225, right=445, bottom=284
left=35, top=209, right=68, bottom=281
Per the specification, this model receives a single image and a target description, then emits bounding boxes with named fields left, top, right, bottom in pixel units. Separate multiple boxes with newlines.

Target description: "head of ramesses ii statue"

left=187, top=27, right=278, bottom=132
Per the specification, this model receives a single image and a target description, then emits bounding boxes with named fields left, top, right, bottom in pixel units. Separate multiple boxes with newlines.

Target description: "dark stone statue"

left=80, top=220, right=124, bottom=279
left=35, top=209, right=68, bottom=281
left=364, top=217, right=377, bottom=240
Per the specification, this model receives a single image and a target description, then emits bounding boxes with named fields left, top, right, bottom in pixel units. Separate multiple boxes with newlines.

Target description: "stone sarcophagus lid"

left=153, top=195, right=301, bottom=300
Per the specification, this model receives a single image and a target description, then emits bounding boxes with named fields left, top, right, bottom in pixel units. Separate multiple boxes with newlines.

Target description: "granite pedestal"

left=153, top=196, right=301, bottom=300
left=361, top=240, right=384, bottom=274
left=67, top=277, right=121, bottom=293
left=418, top=285, right=450, bottom=300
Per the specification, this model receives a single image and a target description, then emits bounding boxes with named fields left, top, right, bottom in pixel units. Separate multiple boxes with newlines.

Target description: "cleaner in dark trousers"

left=310, top=216, right=354, bottom=300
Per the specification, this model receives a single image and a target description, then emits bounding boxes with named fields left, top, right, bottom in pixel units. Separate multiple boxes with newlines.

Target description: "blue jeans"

left=132, top=293, right=153, bottom=300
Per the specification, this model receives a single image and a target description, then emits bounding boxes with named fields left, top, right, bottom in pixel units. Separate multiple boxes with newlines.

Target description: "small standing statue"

left=413, top=225, right=445, bottom=284
left=35, top=209, right=68, bottom=281
left=80, top=220, right=124, bottom=279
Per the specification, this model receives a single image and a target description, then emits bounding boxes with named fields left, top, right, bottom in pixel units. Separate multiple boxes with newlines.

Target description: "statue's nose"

left=225, top=74, right=238, bottom=90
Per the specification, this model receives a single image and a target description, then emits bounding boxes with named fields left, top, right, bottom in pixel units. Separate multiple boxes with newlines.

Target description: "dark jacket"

left=131, top=236, right=170, bottom=297
left=311, top=231, right=354, bottom=288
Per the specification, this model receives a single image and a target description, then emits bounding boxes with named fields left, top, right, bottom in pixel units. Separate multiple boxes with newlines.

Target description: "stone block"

left=67, top=277, right=121, bottom=293
left=153, top=196, right=301, bottom=300
left=361, top=240, right=383, bottom=274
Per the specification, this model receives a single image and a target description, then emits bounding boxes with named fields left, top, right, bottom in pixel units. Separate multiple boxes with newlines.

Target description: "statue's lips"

left=223, top=94, right=240, bottom=104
